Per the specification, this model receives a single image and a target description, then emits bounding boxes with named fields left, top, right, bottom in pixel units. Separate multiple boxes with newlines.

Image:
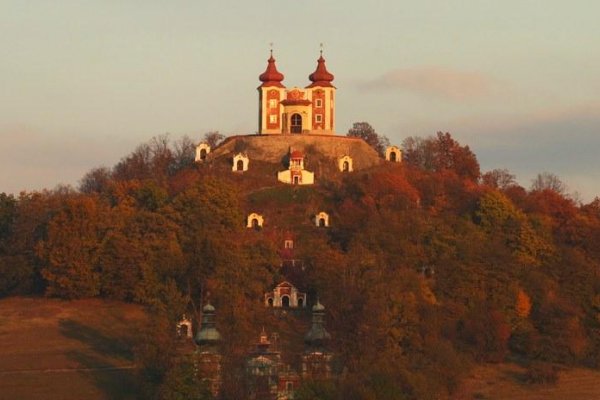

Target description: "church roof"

left=259, top=53, right=285, bottom=88
left=290, top=150, right=304, bottom=159
left=307, top=54, right=335, bottom=88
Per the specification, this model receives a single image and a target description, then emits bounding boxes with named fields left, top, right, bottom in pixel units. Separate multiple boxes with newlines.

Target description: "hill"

left=1, top=131, right=599, bottom=399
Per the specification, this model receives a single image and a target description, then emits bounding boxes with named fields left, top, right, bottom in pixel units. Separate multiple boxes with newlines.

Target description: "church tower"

left=306, top=51, right=336, bottom=134
left=302, top=300, right=334, bottom=380
left=258, top=51, right=286, bottom=134
left=194, top=302, right=222, bottom=397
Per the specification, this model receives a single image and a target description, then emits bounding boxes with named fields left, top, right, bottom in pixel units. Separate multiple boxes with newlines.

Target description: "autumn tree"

left=39, top=195, right=106, bottom=298
left=403, top=132, right=480, bottom=180
left=347, top=122, right=390, bottom=156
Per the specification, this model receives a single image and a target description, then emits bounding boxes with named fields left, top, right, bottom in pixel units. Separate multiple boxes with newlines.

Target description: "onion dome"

left=194, top=302, right=221, bottom=346
left=290, top=150, right=304, bottom=159
left=307, top=54, right=335, bottom=88
left=259, top=53, right=285, bottom=88
left=304, top=300, right=331, bottom=348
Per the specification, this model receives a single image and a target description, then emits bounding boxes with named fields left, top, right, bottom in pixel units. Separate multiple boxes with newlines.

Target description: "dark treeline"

left=1, top=131, right=600, bottom=399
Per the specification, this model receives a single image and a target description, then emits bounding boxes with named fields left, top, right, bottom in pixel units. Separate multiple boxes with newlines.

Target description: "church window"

left=315, top=99, right=322, bottom=108
left=315, top=114, right=322, bottom=123
left=291, top=113, right=302, bottom=133
left=269, top=99, right=278, bottom=108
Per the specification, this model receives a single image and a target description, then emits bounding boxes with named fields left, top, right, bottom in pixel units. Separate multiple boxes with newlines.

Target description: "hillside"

left=1, top=131, right=600, bottom=399
left=0, top=297, right=146, bottom=400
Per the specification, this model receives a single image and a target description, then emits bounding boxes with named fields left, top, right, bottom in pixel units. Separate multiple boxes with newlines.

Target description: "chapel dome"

left=259, top=54, right=285, bottom=88
left=307, top=55, right=334, bottom=88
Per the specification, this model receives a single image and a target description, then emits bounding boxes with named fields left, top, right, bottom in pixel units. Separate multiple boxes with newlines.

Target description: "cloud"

left=359, top=66, right=498, bottom=100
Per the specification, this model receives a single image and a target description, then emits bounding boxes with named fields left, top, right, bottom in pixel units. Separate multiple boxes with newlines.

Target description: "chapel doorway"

left=291, top=114, right=302, bottom=133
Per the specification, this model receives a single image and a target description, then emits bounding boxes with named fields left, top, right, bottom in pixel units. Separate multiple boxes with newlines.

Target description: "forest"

left=1, top=130, right=599, bottom=399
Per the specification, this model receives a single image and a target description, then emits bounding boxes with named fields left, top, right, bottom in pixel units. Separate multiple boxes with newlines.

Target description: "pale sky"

left=2, top=1, right=599, bottom=200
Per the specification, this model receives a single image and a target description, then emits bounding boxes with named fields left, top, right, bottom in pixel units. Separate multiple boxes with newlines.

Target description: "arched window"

left=200, top=148, right=207, bottom=160
left=179, top=324, right=188, bottom=337
left=343, top=161, right=349, bottom=171
left=267, top=298, right=274, bottom=307
left=297, top=297, right=304, bottom=307
left=291, top=114, right=302, bottom=133
left=282, top=295, right=290, bottom=308
left=237, top=159, right=244, bottom=171
left=319, top=218, right=326, bottom=227
left=390, top=151, right=397, bottom=162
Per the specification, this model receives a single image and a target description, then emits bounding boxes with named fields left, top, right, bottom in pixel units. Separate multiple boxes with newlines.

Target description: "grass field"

left=451, top=362, right=600, bottom=400
left=0, top=297, right=146, bottom=400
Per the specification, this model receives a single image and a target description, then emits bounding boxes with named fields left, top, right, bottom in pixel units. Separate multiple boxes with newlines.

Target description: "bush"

left=524, top=362, right=559, bottom=385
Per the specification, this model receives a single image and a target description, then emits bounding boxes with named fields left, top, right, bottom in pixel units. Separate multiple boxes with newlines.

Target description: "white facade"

left=264, top=281, right=307, bottom=308
left=315, top=212, right=330, bottom=227
left=246, top=213, right=264, bottom=229
left=338, top=155, right=353, bottom=172
left=385, top=145, right=402, bottom=163
left=232, top=153, right=250, bottom=172
left=195, top=143, right=211, bottom=162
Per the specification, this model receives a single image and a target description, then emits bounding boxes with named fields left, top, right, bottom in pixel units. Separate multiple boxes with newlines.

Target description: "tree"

left=403, top=132, right=480, bottom=180
left=482, top=168, right=517, bottom=190
left=203, top=131, right=226, bottom=148
left=347, top=122, right=390, bottom=156
left=531, top=172, right=566, bottom=194
left=39, top=195, right=105, bottom=298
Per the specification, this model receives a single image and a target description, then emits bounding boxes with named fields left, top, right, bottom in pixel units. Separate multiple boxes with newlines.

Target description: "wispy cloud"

left=359, top=66, right=498, bottom=100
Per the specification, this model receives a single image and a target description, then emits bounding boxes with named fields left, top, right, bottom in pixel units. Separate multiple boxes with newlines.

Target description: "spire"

left=259, top=48, right=285, bottom=88
left=304, top=299, right=331, bottom=348
left=307, top=48, right=334, bottom=88
left=194, top=301, right=221, bottom=347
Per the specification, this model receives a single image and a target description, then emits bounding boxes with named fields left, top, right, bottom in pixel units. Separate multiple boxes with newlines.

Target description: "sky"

left=1, top=1, right=599, bottom=200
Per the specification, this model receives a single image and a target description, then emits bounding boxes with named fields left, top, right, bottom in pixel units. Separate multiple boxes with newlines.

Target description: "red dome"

left=307, top=55, right=334, bottom=88
left=290, top=150, right=304, bottom=159
left=259, top=55, right=285, bottom=88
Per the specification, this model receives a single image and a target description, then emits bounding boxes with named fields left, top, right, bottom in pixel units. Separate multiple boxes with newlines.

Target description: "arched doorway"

left=343, top=161, right=349, bottom=171
left=179, top=324, right=189, bottom=337
left=267, top=298, right=274, bottom=307
left=282, top=295, right=290, bottom=308
left=293, top=176, right=300, bottom=185
left=200, top=149, right=207, bottom=160
left=390, top=151, right=397, bottom=162
left=237, top=159, right=244, bottom=171
left=252, top=218, right=260, bottom=229
left=297, top=298, right=304, bottom=307
left=319, top=218, right=326, bottom=227
left=291, top=114, right=302, bottom=133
